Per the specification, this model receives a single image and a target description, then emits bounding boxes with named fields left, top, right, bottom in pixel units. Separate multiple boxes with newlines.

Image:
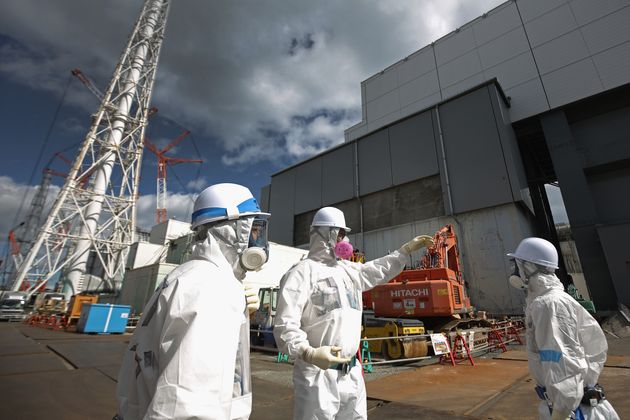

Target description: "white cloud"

left=0, top=0, right=505, bottom=167
left=186, top=177, right=208, bottom=191
left=135, top=191, right=197, bottom=232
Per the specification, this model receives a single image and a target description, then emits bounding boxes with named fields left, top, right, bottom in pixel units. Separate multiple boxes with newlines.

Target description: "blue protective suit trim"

left=192, top=197, right=260, bottom=223
left=575, top=407, right=585, bottom=420
left=539, top=349, right=563, bottom=362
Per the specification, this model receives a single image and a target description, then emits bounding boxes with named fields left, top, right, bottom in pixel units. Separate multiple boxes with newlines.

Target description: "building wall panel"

left=269, top=170, right=295, bottom=244
left=365, top=68, right=399, bottom=103
left=587, top=166, right=630, bottom=225
left=400, top=92, right=442, bottom=118
left=596, top=223, right=630, bottom=307
left=367, top=111, right=403, bottom=135
left=542, top=58, right=603, bottom=108
left=398, top=70, right=440, bottom=108
left=441, top=73, right=485, bottom=99
left=260, top=185, right=270, bottom=212
left=593, top=41, right=630, bottom=89
left=517, top=0, right=568, bottom=23
left=580, top=6, right=630, bottom=54
left=293, top=158, right=322, bottom=214
left=533, top=30, right=590, bottom=74
left=438, top=87, right=513, bottom=213
left=570, top=0, right=630, bottom=26
left=484, top=51, right=539, bottom=89
left=438, top=50, right=483, bottom=88
left=472, top=2, right=522, bottom=45
left=361, top=177, right=443, bottom=232
left=366, top=89, right=400, bottom=122
left=505, top=77, right=549, bottom=121
left=524, top=4, right=578, bottom=47
left=571, top=106, right=630, bottom=168
left=397, top=47, right=436, bottom=85
left=389, top=112, right=439, bottom=185
left=477, top=27, right=530, bottom=70
left=434, top=27, right=477, bottom=66
left=321, top=144, right=355, bottom=205
left=358, top=130, right=392, bottom=195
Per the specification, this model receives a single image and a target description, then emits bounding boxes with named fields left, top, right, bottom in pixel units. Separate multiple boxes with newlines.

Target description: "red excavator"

left=361, top=225, right=479, bottom=359
left=364, top=224, right=472, bottom=320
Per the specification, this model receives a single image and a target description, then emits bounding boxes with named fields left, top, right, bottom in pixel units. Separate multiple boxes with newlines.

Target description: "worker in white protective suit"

left=507, top=237, right=619, bottom=420
left=273, top=206, right=433, bottom=419
left=115, top=183, right=269, bottom=420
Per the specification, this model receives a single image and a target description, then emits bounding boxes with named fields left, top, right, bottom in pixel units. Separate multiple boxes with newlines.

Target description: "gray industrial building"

left=261, top=0, right=630, bottom=314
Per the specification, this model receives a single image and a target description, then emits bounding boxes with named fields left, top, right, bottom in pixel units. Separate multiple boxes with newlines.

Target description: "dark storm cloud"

left=0, top=0, right=505, bottom=167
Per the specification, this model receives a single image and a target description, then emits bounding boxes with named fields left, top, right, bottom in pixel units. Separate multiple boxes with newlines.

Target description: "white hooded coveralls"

left=273, top=228, right=408, bottom=420
left=116, top=232, right=252, bottom=420
left=525, top=271, right=619, bottom=420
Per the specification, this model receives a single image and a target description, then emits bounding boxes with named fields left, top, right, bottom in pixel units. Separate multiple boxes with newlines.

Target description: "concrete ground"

left=1, top=323, right=628, bottom=419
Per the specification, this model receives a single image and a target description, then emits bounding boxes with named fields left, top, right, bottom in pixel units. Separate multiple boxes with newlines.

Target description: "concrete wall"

left=346, top=0, right=630, bottom=140
left=355, top=203, right=534, bottom=314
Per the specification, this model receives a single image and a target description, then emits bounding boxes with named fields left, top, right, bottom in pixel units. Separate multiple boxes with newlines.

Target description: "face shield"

left=241, top=217, right=269, bottom=271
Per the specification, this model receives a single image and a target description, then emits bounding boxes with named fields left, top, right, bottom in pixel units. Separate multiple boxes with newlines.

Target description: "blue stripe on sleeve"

left=539, top=349, right=562, bottom=362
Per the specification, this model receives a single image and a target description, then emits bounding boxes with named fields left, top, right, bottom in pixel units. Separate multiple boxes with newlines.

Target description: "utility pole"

left=12, top=0, right=171, bottom=298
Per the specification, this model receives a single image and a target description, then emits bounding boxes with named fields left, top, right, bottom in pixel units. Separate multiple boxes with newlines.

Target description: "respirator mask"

left=241, top=216, right=269, bottom=271
left=508, top=259, right=528, bottom=290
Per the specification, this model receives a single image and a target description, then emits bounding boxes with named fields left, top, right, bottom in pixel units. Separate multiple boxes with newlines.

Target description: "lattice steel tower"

left=12, top=0, right=170, bottom=297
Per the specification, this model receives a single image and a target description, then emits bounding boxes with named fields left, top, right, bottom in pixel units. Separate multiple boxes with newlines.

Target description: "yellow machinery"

left=362, top=312, right=429, bottom=359
left=67, top=294, right=98, bottom=325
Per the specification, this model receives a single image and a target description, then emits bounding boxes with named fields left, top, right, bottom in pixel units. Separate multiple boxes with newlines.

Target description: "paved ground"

left=1, top=323, right=628, bottom=419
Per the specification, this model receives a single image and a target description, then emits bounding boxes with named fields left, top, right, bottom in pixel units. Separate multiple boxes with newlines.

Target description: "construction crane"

left=12, top=0, right=171, bottom=298
left=144, top=131, right=202, bottom=224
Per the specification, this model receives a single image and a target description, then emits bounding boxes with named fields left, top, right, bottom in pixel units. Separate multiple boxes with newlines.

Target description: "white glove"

left=302, top=345, right=351, bottom=370
left=550, top=409, right=572, bottom=420
left=244, top=284, right=260, bottom=315
left=399, top=235, right=434, bottom=254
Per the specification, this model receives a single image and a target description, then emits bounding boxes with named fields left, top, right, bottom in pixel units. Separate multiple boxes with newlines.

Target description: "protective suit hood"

left=307, top=226, right=338, bottom=265
left=191, top=217, right=255, bottom=280
left=525, top=271, right=564, bottom=305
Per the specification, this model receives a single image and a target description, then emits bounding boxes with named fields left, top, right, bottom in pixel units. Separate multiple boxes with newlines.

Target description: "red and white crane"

left=144, top=131, right=202, bottom=224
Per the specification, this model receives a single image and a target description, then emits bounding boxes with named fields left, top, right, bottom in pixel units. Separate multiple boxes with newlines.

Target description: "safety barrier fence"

left=251, top=318, right=525, bottom=371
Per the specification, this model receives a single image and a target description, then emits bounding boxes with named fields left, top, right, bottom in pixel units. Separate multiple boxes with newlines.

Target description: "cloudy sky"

left=0, top=0, right=569, bottom=256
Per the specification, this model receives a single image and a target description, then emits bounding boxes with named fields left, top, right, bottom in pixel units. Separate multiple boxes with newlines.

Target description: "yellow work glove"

left=550, top=409, right=572, bottom=420
left=244, top=284, right=260, bottom=315
left=302, top=345, right=351, bottom=370
left=399, top=235, right=434, bottom=254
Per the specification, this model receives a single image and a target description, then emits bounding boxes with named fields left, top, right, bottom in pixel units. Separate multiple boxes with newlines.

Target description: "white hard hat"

left=191, top=183, right=269, bottom=229
left=507, top=237, right=559, bottom=269
left=311, top=207, right=351, bottom=231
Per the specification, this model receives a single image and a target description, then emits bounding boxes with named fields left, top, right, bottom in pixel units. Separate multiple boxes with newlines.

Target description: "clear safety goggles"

left=248, top=217, right=269, bottom=250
